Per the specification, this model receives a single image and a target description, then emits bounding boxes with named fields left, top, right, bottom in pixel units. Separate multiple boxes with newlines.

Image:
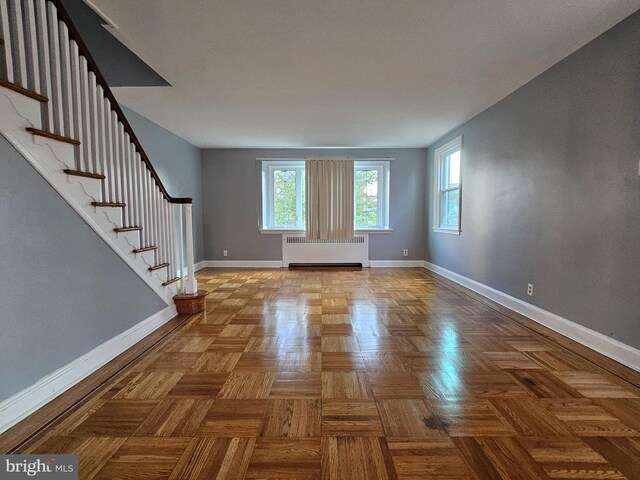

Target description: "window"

left=433, top=136, right=462, bottom=234
left=261, top=159, right=390, bottom=231
left=354, top=161, right=389, bottom=229
left=262, top=161, right=305, bottom=229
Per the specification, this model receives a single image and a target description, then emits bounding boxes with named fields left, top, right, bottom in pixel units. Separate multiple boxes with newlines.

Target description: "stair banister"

left=0, top=0, right=198, bottom=295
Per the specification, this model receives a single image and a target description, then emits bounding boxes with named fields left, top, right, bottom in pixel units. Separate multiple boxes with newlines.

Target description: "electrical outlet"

left=403, top=249, right=409, bottom=257
left=223, top=250, right=228, bottom=257
left=527, top=283, right=534, bottom=296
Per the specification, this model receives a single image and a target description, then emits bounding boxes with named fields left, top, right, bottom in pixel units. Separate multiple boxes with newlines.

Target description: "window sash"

left=433, top=137, right=462, bottom=232
left=263, top=161, right=305, bottom=229
left=354, top=161, right=389, bottom=229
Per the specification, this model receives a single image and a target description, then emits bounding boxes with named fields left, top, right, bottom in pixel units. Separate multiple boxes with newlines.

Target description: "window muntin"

left=433, top=137, right=462, bottom=233
left=262, top=160, right=389, bottom=231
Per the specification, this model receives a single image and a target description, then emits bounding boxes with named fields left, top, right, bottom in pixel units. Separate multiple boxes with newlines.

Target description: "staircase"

left=0, top=0, right=198, bottom=304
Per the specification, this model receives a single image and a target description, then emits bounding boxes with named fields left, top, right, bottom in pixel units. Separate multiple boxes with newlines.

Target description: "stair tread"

left=133, top=246, right=157, bottom=253
left=92, top=201, right=125, bottom=207
left=64, top=169, right=105, bottom=180
left=27, top=127, right=80, bottom=145
left=149, top=263, right=170, bottom=271
left=162, top=277, right=180, bottom=286
left=114, top=226, right=142, bottom=232
left=0, top=79, right=48, bottom=102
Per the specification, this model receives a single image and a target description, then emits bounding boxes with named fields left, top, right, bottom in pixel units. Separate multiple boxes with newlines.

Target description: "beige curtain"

left=306, top=159, right=354, bottom=240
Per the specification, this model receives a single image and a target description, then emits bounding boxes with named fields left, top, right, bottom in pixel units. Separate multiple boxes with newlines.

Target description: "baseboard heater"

left=282, top=234, right=369, bottom=268
left=289, top=263, right=362, bottom=270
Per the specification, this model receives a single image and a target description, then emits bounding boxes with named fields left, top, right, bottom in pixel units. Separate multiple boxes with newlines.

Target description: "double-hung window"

left=261, top=159, right=390, bottom=231
left=262, top=161, right=305, bottom=229
left=433, top=136, right=462, bottom=234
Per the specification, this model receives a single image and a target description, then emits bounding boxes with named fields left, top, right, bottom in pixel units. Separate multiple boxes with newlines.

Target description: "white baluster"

left=130, top=144, right=138, bottom=227
left=169, top=202, right=176, bottom=280
left=88, top=71, right=100, bottom=171
left=154, top=183, right=161, bottom=253
left=78, top=56, right=92, bottom=170
left=184, top=203, right=197, bottom=294
left=178, top=204, right=185, bottom=292
left=160, top=195, right=167, bottom=265
left=8, top=0, right=27, bottom=87
left=68, top=40, right=83, bottom=169
left=1, top=0, right=15, bottom=83
left=46, top=3, right=63, bottom=134
left=94, top=85, right=105, bottom=177
left=103, top=98, right=114, bottom=201
left=58, top=22, right=74, bottom=138
left=148, top=174, right=155, bottom=249
left=141, top=167, right=149, bottom=246
left=110, top=110, right=120, bottom=202
left=118, top=124, right=127, bottom=222
left=96, top=86, right=108, bottom=199
left=35, top=0, right=52, bottom=130
left=23, top=0, right=40, bottom=92
left=137, top=154, right=145, bottom=230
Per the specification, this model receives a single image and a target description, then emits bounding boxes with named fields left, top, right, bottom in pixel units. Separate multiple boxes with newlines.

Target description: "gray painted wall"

left=59, top=0, right=169, bottom=87
left=425, top=12, right=640, bottom=349
left=0, top=135, right=167, bottom=402
left=122, top=106, right=204, bottom=263
left=201, top=148, right=426, bottom=261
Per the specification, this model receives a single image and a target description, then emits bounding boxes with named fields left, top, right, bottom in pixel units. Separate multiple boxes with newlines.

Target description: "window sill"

left=260, top=228, right=393, bottom=235
left=356, top=228, right=392, bottom=234
left=260, top=229, right=304, bottom=234
left=432, top=227, right=461, bottom=235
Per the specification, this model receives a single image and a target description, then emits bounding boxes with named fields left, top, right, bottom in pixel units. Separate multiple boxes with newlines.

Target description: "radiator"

left=282, top=234, right=369, bottom=267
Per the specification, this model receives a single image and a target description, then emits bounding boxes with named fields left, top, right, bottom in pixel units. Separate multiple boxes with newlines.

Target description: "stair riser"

left=0, top=89, right=42, bottom=130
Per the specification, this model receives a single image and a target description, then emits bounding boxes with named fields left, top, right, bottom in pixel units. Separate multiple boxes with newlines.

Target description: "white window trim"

left=432, top=136, right=462, bottom=235
left=354, top=160, right=390, bottom=230
left=262, top=160, right=305, bottom=230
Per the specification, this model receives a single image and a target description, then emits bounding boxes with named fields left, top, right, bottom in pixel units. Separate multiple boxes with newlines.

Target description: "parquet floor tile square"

left=388, top=437, right=473, bottom=479
left=93, top=437, right=189, bottom=479
left=321, top=400, right=384, bottom=436
left=71, top=400, right=158, bottom=437
left=166, top=373, right=230, bottom=398
left=261, top=399, right=322, bottom=437
left=246, top=438, right=321, bottom=479
left=321, top=437, right=397, bottom=480
left=270, top=372, right=322, bottom=398
left=197, top=399, right=268, bottom=436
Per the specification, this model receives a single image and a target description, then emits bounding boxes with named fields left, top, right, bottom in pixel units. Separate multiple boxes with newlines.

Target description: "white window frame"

left=432, top=136, right=462, bottom=234
left=262, top=160, right=305, bottom=230
left=354, top=160, right=390, bottom=230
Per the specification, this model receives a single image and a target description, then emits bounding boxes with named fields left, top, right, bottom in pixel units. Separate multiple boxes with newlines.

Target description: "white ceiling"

left=92, top=0, right=640, bottom=148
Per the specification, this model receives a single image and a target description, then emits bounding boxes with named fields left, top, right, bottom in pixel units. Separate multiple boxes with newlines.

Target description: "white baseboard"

left=0, top=305, right=177, bottom=434
left=201, top=260, right=283, bottom=268
left=369, top=260, right=424, bottom=268
left=422, top=261, right=640, bottom=372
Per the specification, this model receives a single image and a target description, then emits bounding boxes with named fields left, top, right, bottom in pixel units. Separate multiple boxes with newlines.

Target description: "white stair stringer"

left=0, top=85, right=178, bottom=304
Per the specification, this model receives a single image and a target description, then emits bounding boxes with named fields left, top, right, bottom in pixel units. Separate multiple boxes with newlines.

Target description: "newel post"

left=183, top=203, right=197, bottom=294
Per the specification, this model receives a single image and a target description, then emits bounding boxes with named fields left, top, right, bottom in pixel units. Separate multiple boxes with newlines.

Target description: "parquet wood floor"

left=6, top=268, right=640, bottom=479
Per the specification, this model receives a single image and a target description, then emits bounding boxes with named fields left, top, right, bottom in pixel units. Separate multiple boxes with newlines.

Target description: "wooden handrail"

left=49, top=0, right=192, bottom=204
